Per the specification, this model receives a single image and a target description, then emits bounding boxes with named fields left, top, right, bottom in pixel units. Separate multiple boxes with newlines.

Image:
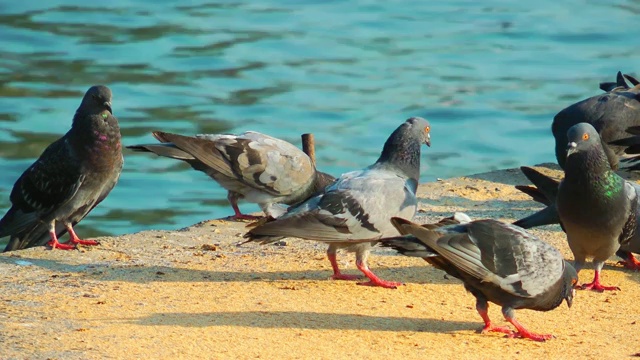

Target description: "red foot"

left=357, top=279, right=404, bottom=288
left=355, top=260, right=403, bottom=289
left=506, top=317, right=553, bottom=342
left=578, top=270, right=620, bottom=292
left=47, top=239, right=76, bottom=250
left=66, top=226, right=99, bottom=246
left=327, top=252, right=361, bottom=281
left=480, top=325, right=514, bottom=335
left=617, top=253, right=640, bottom=271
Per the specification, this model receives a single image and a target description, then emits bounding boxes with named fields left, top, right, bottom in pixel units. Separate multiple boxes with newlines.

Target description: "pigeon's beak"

left=566, top=288, right=576, bottom=308
left=566, top=141, right=577, bottom=156
left=425, top=133, right=431, bottom=147
left=104, top=101, right=113, bottom=114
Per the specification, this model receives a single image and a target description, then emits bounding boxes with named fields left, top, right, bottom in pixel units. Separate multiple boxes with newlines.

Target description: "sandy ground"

left=1, top=164, right=639, bottom=360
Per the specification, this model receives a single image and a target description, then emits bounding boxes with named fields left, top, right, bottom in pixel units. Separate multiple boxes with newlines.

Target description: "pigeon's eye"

left=571, top=278, right=578, bottom=286
left=425, top=126, right=430, bottom=133
left=582, top=133, right=589, bottom=141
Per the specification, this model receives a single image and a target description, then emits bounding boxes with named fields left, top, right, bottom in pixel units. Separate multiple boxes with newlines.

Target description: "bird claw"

left=508, top=332, right=554, bottom=342
left=356, top=280, right=404, bottom=289
left=480, top=325, right=514, bottom=335
left=617, top=259, right=640, bottom=271
left=579, top=282, right=620, bottom=292
left=47, top=240, right=76, bottom=250
left=65, top=238, right=99, bottom=246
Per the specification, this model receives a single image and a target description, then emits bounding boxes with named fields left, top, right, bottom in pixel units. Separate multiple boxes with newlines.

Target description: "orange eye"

left=425, top=126, right=430, bottom=133
left=582, top=133, right=589, bottom=141
left=571, top=278, right=578, bottom=286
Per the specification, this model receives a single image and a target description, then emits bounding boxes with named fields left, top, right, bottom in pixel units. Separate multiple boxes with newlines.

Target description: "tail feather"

left=126, top=143, right=195, bottom=161
left=513, top=206, right=561, bottom=229
left=378, top=235, right=439, bottom=258
left=518, top=166, right=560, bottom=203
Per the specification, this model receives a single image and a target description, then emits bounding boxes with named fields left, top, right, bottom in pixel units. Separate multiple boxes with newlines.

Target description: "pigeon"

left=552, top=72, right=640, bottom=171
left=127, top=131, right=336, bottom=220
left=598, top=71, right=639, bottom=92
left=514, top=166, right=640, bottom=272
left=515, top=123, right=637, bottom=291
left=243, top=117, right=432, bottom=288
left=0, top=85, right=123, bottom=252
left=382, top=215, right=577, bottom=342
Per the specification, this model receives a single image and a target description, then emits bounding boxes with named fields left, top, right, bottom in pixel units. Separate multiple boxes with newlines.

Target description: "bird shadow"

left=127, top=310, right=479, bottom=333
left=0, top=256, right=460, bottom=285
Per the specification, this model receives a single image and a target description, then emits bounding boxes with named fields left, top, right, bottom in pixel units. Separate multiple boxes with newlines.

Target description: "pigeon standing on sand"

left=552, top=73, right=640, bottom=171
left=515, top=123, right=637, bottom=291
left=243, top=117, right=432, bottom=289
left=127, top=131, right=335, bottom=220
left=383, top=215, right=577, bottom=342
left=0, top=85, right=123, bottom=252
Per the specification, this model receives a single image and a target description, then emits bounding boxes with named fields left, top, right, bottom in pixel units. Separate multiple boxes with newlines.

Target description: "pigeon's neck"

left=374, top=134, right=421, bottom=182
left=563, top=149, right=623, bottom=199
left=69, top=113, right=122, bottom=165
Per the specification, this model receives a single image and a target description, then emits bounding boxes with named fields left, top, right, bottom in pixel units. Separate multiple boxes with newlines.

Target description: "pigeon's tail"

left=513, top=206, right=561, bottom=229
left=126, top=143, right=196, bottom=161
left=513, top=167, right=562, bottom=229
left=518, top=166, right=559, bottom=203
left=378, top=235, right=439, bottom=258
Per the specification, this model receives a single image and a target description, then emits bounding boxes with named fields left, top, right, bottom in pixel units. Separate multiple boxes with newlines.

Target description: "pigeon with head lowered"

left=515, top=123, right=637, bottom=291
left=553, top=73, right=640, bottom=171
left=0, top=85, right=123, bottom=252
left=243, top=117, right=432, bottom=288
left=383, top=215, right=577, bottom=342
left=127, top=131, right=336, bottom=220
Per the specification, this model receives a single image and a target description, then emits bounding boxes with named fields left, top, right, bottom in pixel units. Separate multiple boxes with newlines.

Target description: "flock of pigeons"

left=0, top=71, right=639, bottom=342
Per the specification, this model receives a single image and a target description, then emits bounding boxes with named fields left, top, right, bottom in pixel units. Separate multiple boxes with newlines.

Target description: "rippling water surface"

left=0, top=0, right=639, bottom=239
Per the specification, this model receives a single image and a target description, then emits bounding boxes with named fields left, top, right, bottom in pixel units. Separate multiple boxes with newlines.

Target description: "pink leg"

left=64, top=226, right=99, bottom=246
left=476, top=302, right=513, bottom=335
left=327, top=252, right=360, bottom=281
left=579, top=269, right=620, bottom=292
left=47, top=230, right=76, bottom=250
left=505, top=316, right=553, bottom=342
left=618, top=252, right=640, bottom=271
left=227, top=193, right=261, bottom=221
left=355, top=260, right=403, bottom=289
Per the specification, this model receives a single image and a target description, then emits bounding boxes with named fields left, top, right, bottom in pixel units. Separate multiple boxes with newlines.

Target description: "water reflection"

left=0, top=0, right=638, bottom=240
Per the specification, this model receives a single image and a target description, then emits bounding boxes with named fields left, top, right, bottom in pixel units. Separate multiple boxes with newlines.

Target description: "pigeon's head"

left=80, top=85, right=113, bottom=115
left=566, top=122, right=600, bottom=157
left=562, top=261, right=578, bottom=308
left=404, top=117, right=431, bottom=147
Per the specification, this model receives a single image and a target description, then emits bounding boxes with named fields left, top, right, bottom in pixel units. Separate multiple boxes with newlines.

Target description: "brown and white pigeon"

left=383, top=215, right=577, bottom=342
left=243, top=117, right=431, bottom=289
left=0, top=85, right=123, bottom=252
left=127, top=131, right=335, bottom=220
left=515, top=123, right=637, bottom=291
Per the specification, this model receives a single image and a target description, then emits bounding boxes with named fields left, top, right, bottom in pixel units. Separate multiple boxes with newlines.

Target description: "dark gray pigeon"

left=552, top=73, right=640, bottom=171
left=243, top=117, right=432, bottom=288
left=515, top=123, right=637, bottom=291
left=514, top=166, right=640, bottom=272
left=383, top=215, right=577, bottom=342
left=0, top=85, right=123, bottom=252
left=127, top=131, right=335, bottom=220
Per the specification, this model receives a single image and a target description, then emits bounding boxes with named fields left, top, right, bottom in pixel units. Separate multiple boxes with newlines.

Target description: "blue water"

left=0, top=0, right=638, bottom=239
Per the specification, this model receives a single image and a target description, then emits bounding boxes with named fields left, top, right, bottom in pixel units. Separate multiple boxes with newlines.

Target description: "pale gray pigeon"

left=382, top=215, right=577, bottom=342
left=553, top=73, right=640, bottom=171
left=0, top=85, right=123, bottom=252
left=243, top=117, right=432, bottom=288
left=515, top=123, right=637, bottom=291
left=128, top=131, right=336, bottom=220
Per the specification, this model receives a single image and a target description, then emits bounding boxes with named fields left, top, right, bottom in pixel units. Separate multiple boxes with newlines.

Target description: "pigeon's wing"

left=0, top=138, right=85, bottom=237
left=618, top=181, right=639, bottom=247
left=245, top=169, right=417, bottom=242
left=407, top=219, right=564, bottom=298
left=154, top=131, right=315, bottom=197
